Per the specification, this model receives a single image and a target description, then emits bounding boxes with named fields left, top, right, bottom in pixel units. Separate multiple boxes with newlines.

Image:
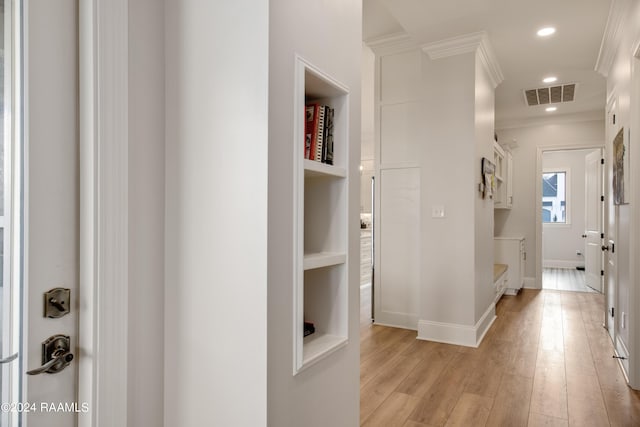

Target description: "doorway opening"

left=538, top=147, right=604, bottom=293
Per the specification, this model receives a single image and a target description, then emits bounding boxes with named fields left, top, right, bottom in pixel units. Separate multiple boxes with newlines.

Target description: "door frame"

left=535, top=144, right=606, bottom=291
left=77, top=0, right=129, bottom=425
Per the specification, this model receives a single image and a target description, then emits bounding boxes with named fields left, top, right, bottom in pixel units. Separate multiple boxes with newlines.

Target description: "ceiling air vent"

left=523, top=83, right=577, bottom=106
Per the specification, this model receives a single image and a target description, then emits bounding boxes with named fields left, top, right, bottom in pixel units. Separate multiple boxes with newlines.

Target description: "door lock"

left=44, top=288, right=70, bottom=318
left=26, top=334, right=74, bottom=375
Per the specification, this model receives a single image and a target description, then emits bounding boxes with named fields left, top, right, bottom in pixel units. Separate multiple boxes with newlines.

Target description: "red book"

left=305, top=104, right=319, bottom=160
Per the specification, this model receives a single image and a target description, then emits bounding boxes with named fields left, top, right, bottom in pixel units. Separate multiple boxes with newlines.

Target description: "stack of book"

left=304, top=103, right=334, bottom=165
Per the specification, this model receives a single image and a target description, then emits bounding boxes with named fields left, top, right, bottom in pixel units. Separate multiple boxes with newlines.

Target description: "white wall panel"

left=380, top=50, right=421, bottom=104
left=380, top=102, right=421, bottom=164
left=377, top=168, right=420, bottom=328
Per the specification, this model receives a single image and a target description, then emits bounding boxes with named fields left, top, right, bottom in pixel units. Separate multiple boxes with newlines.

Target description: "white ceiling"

left=363, top=0, right=611, bottom=127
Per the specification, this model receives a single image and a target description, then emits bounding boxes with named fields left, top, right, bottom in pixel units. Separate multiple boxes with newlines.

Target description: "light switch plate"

left=432, top=206, right=445, bottom=218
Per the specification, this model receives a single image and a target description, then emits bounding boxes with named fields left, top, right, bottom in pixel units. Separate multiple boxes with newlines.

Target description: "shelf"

left=304, top=159, right=346, bottom=178
left=301, top=333, right=348, bottom=370
left=294, top=56, right=349, bottom=375
left=304, top=252, right=346, bottom=270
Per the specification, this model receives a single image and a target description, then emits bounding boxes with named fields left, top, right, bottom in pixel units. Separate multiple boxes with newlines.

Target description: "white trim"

left=365, top=32, right=417, bottom=56
left=417, top=303, right=496, bottom=348
left=595, top=0, right=632, bottom=77
left=78, top=0, right=129, bottom=426
left=422, top=32, right=504, bottom=88
left=496, top=110, right=604, bottom=131
left=615, top=335, right=630, bottom=381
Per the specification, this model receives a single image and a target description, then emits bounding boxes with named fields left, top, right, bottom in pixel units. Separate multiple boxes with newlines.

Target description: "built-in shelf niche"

left=294, top=56, right=350, bottom=374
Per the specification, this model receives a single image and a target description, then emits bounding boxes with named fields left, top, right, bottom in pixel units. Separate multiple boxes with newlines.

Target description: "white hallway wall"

left=542, top=148, right=600, bottom=268
left=600, top=0, right=640, bottom=386
left=495, top=116, right=605, bottom=283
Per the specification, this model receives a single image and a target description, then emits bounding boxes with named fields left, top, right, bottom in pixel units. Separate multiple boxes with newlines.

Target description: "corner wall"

left=268, top=0, right=362, bottom=425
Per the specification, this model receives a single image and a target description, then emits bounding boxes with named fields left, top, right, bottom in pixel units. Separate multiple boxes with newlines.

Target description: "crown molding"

left=595, top=0, right=632, bottom=77
left=495, top=110, right=604, bottom=130
left=422, top=31, right=504, bottom=88
left=365, top=31, right=418, bottom=56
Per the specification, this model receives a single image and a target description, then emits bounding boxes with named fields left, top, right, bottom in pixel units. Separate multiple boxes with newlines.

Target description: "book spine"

left=314, top=106, right=326, bottom=162
left=304, top=105, right=315, bottom=160
left=325, top=107, right=334, bottom=165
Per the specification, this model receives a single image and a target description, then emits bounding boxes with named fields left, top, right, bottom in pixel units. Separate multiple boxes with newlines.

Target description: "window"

left=542, top=171, right=568, bottom=223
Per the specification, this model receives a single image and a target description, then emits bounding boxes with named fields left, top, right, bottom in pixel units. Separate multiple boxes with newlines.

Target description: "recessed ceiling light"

left=546, top=106, right=557, bottom=112
left=537, top=27, right=556, bottom=37
left=543, top=76, right=557, bottom=83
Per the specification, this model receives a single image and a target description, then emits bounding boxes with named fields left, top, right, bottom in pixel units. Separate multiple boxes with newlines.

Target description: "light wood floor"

left=360, top=289, right=640, bottom=426
left=543, top=268, right=596, bottom=293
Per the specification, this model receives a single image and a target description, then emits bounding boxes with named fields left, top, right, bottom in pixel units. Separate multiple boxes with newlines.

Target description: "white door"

left=584, top=149, right=604, bottom=292
left=1, top=1, right=79, bottom=426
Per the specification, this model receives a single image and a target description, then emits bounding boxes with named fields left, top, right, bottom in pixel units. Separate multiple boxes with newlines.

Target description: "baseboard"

left=417, top=303, right=496, bottom=348
left=523, top=277, right=537, bottom=289
left=615, top=336, right=630, bottom=382
left=375, top=311, right=419, bottom=331
left=543, top=259, right=581, bottom=269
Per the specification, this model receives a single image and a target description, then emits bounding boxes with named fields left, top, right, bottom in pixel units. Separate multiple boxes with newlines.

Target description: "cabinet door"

left=506, top=152, right=513, bottom=208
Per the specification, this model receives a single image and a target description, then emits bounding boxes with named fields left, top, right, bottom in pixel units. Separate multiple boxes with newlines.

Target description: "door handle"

left=602, top=244, right=615, bottom=253
left=26, top=349, right=73, bottom=375
left=0, top=353, right=18, bottom=364
left=26, top=334, right=74, bottom=375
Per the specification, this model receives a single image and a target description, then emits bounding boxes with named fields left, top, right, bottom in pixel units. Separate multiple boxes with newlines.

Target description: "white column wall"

left=164, top=1, right=269, bottom=426
left=372, top=41, right=497, bottom=347
left=474, top=53, right=498, bottom=328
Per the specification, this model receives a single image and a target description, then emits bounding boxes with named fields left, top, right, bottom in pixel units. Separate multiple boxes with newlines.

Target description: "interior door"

left=584, top=149, right=604, bottom=292
left=0, top=1, right=79, bottom=426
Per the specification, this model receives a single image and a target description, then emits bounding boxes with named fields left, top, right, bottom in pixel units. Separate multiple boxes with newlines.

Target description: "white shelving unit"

left=294, top=57, right=350, bottom=374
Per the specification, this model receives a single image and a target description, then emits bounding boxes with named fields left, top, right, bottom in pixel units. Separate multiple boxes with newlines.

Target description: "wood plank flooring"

left=543, top=268, right=596, bottom=293
left=360, top=289, right=640, bottom=426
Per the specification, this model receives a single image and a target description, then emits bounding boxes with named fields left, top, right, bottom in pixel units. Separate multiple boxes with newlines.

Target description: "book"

left=303, top=321, right=315, bottom=337
left=305, top=103, right=334, bottom=164
left=323, top=107, right=334, bottom=165
left=304, top=105, right=317, bottom=160
left=313, top=105, right=326, bottom=162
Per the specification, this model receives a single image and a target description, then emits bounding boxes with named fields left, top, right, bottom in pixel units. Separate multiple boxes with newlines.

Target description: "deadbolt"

left=44, top=288, right=70, bottom=318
